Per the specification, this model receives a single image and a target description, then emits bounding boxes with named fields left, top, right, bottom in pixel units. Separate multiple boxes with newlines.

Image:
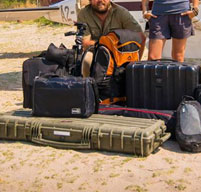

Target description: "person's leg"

left=171, top=38, right=187, bottom=62
left=148, top=39, right=166, bottom=60
left=81, top=51, right=93, bottom=77
left=148, top=15, right=170, bottom=60
left=169, top=14, right=194, bottom=62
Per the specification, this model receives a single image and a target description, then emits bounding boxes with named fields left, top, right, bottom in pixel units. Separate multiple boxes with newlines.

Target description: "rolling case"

left=194, top=84, right=201, bottom=104
left=32, top=75, right=99, bottom=118
left=0, top=112, right=170, bottom=156
left=126, top=60, right=200, bottom=110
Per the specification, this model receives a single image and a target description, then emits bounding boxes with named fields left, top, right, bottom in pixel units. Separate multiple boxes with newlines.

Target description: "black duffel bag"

left=32, top=74, right=99, bottom=118
left=176, top=96, right=201, bottom=152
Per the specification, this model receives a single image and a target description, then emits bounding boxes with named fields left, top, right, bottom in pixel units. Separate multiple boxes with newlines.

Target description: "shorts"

left=149, top=14, right=195, bottom=39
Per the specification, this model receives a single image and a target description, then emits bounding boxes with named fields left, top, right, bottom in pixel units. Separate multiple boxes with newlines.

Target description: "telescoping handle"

left=31, top=136, right=91, bottom=150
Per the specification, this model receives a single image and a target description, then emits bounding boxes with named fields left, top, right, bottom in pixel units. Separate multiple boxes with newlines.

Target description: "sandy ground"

left=0, top=22, right=201, bottom=192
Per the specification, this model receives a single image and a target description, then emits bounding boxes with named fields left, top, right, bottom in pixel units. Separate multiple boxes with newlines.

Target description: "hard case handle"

left=32, top=136, right=91, bottom=149
left=151, top=59, right=178, bottom=62
left=155, top=133, right=171, bottom=144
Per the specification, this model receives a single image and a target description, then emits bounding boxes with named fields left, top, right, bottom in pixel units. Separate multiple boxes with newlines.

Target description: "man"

left=142, top=0, right=199, bottom=62
left=77, top=0, right=146, bottom=77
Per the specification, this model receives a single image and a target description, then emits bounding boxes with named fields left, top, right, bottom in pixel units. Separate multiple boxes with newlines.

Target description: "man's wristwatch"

left=192, top=7, right=199, bottom=16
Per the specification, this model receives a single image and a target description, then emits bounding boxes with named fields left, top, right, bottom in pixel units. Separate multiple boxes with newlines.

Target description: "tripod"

left=64, top=22, right=87, bottom=76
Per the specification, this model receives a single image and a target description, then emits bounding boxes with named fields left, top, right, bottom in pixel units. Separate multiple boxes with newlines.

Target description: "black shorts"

left=149, top=14, right=195, bottom=39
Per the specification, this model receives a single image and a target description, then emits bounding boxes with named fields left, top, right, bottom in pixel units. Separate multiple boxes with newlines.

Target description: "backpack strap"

left=100, top=97, right=126, bottom=105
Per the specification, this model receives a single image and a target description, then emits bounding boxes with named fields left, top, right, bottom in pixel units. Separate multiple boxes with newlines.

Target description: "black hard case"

left=32, top=76, right=97, bottom=118
left=126, top=61, right=200, bottom=110
left=22, top=57, right=59, bottom=108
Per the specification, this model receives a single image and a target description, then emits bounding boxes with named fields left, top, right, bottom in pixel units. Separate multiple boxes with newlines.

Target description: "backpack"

left=90, top=29, right=141, bottom=104
left=176, top=96, right=201, bottom=152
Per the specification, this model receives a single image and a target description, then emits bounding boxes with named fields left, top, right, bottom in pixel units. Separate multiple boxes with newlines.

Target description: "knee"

left=81, top=51, right=93, bottom=77
left=172, top=52, right=184, bottom=62
left=148, top=53, right=161, bottom=61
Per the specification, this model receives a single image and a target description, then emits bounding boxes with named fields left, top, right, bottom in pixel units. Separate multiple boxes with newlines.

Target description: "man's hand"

left=181, top=9, right=198, bottom=19
left=143, top=11, right=157, bottom=20
left=82, top=35, right=96, bottom=50
left=142, top=0, right=157, bottom=20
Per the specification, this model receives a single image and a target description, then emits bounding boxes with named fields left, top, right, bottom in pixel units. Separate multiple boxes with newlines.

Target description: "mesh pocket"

left=180, top=104, right=201, bottom=135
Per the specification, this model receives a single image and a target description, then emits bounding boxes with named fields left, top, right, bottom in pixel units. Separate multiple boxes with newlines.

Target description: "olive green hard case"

left=0, top=111, right=170, bottom=156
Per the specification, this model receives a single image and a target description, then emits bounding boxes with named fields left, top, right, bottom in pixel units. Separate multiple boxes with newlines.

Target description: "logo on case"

left=54, top=131, right=70, bottom=136
left=72, top=108, right=81, bottom=114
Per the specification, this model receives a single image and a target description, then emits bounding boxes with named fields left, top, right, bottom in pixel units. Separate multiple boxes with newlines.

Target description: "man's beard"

left=91, top=2, right=110, bottom=14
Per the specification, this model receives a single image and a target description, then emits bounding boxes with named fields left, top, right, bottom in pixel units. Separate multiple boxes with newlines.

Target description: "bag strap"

left=38, top=72, right=60, bottom=79
left=89, top=78, right=100, bottom=114
left=182, top=95, right=195, bottom=102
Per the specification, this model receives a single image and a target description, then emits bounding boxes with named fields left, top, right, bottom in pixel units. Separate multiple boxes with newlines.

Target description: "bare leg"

left=148, top=39, right=166, bottom=60
left=171, top=38, right=187, bottom=62
left=81, top=51, right=93, bottom=77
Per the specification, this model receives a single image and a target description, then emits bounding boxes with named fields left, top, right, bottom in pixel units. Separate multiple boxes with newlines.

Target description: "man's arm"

left=192, top=0, right=199, bottom=17
left=142, top=0, right=157, bottom=20
left=142, top=0, right=149, bottom=14
left=192, top=0, right=199, bottom=8
left=181, top=0, right=199, bottom=18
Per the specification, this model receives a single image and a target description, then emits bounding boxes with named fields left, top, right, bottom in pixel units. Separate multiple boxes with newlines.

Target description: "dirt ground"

left=1, top=22, right=201, bottom=192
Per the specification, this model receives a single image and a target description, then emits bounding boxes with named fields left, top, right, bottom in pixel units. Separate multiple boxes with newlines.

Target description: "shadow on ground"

left=0, top=51, right=43, bottom=59
left=0, top=71, right=22, bottom=91
left=162, top=140, right=191, bottom=154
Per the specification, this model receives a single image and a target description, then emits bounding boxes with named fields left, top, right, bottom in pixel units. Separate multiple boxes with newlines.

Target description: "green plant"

left=125, top=185, right=148, bottom=192
left=184, top=167, right=192, bottom=174
left=176, top=184, right=186, bottom=191
left=163, top=157, right=174, bottom=164
left=165, top=179, right=175, bottom=186
left=0, top=0, right=37, bottom=9
left=109, top=173, right=120, bottom=178
left=57, top=183, right=63, bottom=189
left=34, top=17, right=64, bottom=27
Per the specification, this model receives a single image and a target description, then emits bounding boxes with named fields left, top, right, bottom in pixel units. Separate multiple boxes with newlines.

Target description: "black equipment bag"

left=99, top=104, right=176, bottom=139
left=22, top=57, right=62, bottom=109
left=32, top=75, right=99, bottom=118
left=45, top=43, right=75, bottom=74
left=176, top=96, right=201, bottom=152
left=126, top=60, right=200, bottom=110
